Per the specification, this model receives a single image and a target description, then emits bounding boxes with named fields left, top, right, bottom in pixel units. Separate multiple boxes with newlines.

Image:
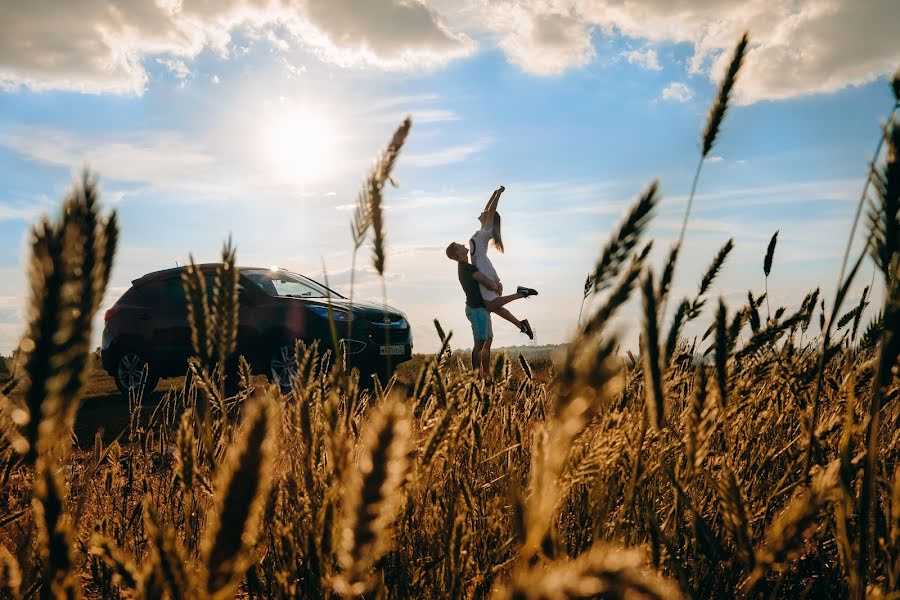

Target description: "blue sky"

left=1, top=0, right=898, bottom=353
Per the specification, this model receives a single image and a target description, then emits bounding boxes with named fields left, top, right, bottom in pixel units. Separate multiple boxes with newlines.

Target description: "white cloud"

left=156, top=58, right=191, bottom=80
left=3, top=0, right=895, bottom=104
left=662, top=82, right=694, bottom=102
left=463, top=0, right=900, bottom=103
left=0, top=0, right=475, bottom=94
left=0, top=201, right=42, bottom=222
left=621, top=48, right=661, bottom=71
left=405, top=139, right=490, bottom=167
left=488, top=5, right=595, bottom=75
left=0, top=127, right=215, bottom=185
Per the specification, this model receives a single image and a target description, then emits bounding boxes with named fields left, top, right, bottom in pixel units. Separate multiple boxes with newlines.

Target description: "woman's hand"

left=493, top=280, right=503, bottom=294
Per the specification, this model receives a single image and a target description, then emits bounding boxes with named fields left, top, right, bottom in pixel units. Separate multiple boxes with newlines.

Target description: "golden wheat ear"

left=0, top=545, right=22, bottom=597
left=202, top=390, right=279, bottom=599
left=17, top=170, right=118, bottom=462
left=500, top=544, right=683, bottom=600
left=335, top=397, right=411, bottom=596
left=368, top=117, right=412, bottom=276
left=144, top=500, right=194, bottom=599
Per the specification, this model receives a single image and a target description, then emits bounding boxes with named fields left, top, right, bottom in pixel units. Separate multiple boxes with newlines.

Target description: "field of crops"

left=0, top=35, right=898, bottom=599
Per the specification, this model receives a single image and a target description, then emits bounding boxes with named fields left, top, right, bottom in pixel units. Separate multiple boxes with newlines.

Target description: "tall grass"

left=0, top=40, right=898, bottom=600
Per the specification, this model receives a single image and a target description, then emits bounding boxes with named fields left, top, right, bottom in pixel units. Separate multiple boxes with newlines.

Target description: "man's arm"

left=473, top=270, right=501, bottom=293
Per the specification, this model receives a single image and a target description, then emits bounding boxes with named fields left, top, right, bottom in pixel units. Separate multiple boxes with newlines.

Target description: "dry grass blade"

left=202, top=391, right=279, bottom=599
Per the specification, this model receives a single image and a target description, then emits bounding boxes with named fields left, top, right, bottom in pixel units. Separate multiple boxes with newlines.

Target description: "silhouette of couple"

left=446, top=186, right=537, bottom=380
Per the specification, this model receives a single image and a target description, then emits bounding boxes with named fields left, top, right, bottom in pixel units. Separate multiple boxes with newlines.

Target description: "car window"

left=117, top=286, right=144, bottom=305
left=243, top=269, right=330, bottom=298
left=138, top=278, right=186, bottom=312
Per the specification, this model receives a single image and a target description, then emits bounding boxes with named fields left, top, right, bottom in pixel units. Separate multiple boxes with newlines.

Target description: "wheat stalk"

left=370, top=117, right=412, bottom=277
left=641, top=271, right=665, bottom=429
left=500, top=544, right=683, bottom=599
left=665, top=33, right=748, bottom=318
left=202, top=391, right=279, bottom=598
left=336, top=397, right=411, bottom=596
left=33, top=458, right=79, bottom=599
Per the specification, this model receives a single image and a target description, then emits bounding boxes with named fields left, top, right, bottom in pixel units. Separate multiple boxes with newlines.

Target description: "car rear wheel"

left=267, top=343, right=297, bottom=394
left=113, top=350, right=158, bottom=396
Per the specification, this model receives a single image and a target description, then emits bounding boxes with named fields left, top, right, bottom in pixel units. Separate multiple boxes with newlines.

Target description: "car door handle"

left=139, top=312, right=152, bottom=320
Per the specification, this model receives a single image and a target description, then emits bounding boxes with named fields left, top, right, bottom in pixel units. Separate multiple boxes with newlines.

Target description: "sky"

left=0, top=0, right=898, bottom=355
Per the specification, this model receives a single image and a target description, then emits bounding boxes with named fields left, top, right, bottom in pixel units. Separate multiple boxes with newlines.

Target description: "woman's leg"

left=485, top=293, right=524, bottom=327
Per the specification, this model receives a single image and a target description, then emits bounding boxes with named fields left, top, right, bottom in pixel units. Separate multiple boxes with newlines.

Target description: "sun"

left=259, top=107, right=339, bottom=185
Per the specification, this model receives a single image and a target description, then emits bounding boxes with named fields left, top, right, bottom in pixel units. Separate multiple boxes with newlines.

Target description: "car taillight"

left=104, top=307, right=121, bottom=321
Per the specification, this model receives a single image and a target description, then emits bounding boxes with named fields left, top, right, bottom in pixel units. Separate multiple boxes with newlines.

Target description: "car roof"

left=131, top=264, right=269, bottom=286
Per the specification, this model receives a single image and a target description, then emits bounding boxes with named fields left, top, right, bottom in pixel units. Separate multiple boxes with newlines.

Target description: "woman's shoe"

left=519, top=319, right=534, bottom=340
left=517, top=286, right=539, bottom=298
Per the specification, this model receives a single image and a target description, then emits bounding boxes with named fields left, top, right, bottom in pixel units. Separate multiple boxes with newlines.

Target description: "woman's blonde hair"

left=492, top=212, right=504, bottom=253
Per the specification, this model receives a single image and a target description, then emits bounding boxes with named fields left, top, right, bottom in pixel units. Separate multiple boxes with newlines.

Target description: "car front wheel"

left=267, top=343, right=297, bottom=394
left=113, top=350, right=158, bottom=396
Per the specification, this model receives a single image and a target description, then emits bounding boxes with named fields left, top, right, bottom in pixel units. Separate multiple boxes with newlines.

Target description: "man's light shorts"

left=465, top=306, right=492, bottom=341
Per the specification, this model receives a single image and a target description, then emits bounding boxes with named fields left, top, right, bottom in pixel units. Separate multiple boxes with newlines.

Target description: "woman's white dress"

left=470, top=227, right=500, bottom=302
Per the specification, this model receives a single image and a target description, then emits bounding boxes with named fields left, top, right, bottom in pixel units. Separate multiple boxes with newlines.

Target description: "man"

left=445, top=242, right=536, bottom=380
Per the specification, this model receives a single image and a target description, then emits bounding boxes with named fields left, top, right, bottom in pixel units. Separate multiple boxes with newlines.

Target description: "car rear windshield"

left=242, top=269, right=337, bottom=299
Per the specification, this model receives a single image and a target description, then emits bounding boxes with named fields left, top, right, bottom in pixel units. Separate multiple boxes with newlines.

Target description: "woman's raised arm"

left=484, top=185, right=505, bottom=217
left=482, top=188, right=499, bottom=214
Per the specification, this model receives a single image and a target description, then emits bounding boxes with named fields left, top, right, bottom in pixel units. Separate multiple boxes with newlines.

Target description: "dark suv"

left=101, top=264, right=413, bottom=393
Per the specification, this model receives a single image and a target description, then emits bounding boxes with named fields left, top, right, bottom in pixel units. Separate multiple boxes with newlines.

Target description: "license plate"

left=380, top=345, right=405, bottom=356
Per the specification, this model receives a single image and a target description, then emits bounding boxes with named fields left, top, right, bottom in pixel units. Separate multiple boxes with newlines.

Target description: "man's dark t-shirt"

left=458, top=263, right=486, bottom=308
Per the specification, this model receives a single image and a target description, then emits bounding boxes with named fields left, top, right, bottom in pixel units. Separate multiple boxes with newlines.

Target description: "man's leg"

left=481, top=337, right=492, bottom=378
left=472, top=340, right=485, bottom=374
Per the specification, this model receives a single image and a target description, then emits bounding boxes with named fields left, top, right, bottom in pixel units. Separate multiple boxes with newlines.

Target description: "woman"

left=469, top=186, right=537, bottom=339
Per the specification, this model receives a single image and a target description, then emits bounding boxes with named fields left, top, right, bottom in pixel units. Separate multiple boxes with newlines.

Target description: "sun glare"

left=259, top=107, right=339, bottom=185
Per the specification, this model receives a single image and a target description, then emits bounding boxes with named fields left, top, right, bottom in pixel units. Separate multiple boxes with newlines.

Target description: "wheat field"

left=0, top=35, right=898, bottom=599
